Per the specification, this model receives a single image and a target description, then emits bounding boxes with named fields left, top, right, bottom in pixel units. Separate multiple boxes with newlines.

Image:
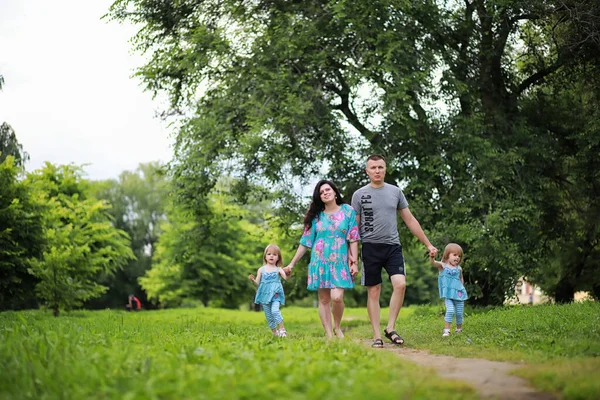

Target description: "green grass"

left=0, top=301, right=599, bottom=399
left=0, top=307, right=475, bottom=400
left=349, top=301, right=600, bottom=399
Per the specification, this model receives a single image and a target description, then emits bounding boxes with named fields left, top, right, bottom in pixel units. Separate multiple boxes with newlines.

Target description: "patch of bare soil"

left=364, top=341, right=557, bottom=400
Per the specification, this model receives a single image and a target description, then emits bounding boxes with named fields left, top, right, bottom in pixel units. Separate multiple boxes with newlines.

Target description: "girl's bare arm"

left=430, top=255, right=443, bottom=272
left=278, top=268, right=288, bottom=280
left=248, top=268, right=262, bottom=286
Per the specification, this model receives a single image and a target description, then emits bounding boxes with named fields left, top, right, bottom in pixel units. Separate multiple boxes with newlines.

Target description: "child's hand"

left=248, top=274, right=255, bottom=281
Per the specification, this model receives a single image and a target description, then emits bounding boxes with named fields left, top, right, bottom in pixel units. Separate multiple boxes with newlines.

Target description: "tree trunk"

left=592, top=284, right=600, bottom=301
left=468, top=278, right=503, bottom=306
left=554, top=278, right=575, bottom=303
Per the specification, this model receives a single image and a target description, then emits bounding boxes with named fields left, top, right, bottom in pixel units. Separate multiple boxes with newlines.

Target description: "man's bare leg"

left=386, top=274, right=406, bottom=333
left=367, top=284, right=382, bottom=340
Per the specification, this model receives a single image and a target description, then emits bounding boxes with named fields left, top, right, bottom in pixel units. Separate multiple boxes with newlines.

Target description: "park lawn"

left=0, top=307, right=475, bottom=400
left=348, top=301, right=600, bottom=399
left=1, top=301, right=598, bottom=399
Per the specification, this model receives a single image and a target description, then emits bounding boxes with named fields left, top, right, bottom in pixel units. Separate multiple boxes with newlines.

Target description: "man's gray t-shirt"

left=351, top=183, right=409, bottom=245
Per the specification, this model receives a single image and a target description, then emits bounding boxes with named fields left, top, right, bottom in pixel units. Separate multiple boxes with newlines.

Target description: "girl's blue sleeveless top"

left=438, top=264, right=468, bottom=301
left=254, top=267, right=285, bottom=305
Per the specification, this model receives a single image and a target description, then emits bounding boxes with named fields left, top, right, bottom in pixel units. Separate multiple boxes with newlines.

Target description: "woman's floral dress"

left=300, top=203, right=360, bottom=290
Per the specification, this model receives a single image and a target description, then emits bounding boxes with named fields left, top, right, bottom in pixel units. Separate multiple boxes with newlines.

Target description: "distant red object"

left=126, top=295, right=142, bottom=311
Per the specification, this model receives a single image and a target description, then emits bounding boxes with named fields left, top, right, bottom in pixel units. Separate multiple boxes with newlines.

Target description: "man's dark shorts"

left=360, top=242, right=405, bottom=286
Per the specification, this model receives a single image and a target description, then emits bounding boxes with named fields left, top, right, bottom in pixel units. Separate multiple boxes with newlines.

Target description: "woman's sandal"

left=371, top=338, right=384, bottom=348
left=384, top=329, right=404, bottom=345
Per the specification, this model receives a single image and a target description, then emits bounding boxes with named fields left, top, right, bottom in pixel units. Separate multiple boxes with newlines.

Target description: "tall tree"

left=522, top=70, right=600, bottom=302
left=141, top=182, right=290, bottom=308
left=26, top=163, right=135, bottom=316
left=86, top=162, right=169, bottom=309
left=108, top=0, right=600, bottom=304
left=0, top=122, right=29, bottom=168
left=0, top=156, right=45, bottom=310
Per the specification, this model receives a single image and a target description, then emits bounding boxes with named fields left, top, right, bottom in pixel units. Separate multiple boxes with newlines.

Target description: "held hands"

left=283, top=265, right=293, bottom=277
left=349, top=258, right=358, bottom=277
left=348, top=251, right=358, bottom=277
left=428, top=245, right=438, bottom=258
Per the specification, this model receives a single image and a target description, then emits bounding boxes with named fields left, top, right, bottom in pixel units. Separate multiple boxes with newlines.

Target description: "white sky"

left=0, top=0, right=171, bottom=180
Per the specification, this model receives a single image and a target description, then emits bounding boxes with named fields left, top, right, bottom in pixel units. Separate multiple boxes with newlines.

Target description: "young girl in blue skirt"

left=430, top=243, right=469, bottom=337
left=249, top=244, right=288, bottom=337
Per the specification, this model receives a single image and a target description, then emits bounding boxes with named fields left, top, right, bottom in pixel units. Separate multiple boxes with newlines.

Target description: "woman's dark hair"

left=303, top=180, right=345, bottom=229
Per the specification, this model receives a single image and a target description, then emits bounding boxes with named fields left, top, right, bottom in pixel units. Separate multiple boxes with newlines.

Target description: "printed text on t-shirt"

left=360, top=195, right=374, bottom=232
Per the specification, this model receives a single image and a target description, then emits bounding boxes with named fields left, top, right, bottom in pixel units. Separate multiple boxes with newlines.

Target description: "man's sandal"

left=384, top=329, right=404, bottom=345
left=371, top=338, right=384, bottom=348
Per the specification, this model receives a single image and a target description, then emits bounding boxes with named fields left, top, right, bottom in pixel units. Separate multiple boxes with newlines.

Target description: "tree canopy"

left=0, top=156, right=44, bottom=310
left=86, top=162, right=169, bottom=309
left=107, top=0, right=600, bottom=304
left=26, top=164, right=135, bottom=316
left=1, top=122, right=30, bottom=168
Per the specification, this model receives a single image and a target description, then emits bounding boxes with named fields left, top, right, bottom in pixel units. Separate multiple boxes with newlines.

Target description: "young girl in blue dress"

left=430, top=243, right=468, bottom=337
left=249, top=244, right=289, bottom=337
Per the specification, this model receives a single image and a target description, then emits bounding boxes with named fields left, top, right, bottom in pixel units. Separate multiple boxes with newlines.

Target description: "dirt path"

left=364, top=341, right=556, bottom=400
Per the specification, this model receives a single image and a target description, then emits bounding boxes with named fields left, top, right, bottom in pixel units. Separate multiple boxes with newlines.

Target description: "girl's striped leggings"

left=444, top=298, right=465, bottom=325
left=263, top=301, right=283, bottom=329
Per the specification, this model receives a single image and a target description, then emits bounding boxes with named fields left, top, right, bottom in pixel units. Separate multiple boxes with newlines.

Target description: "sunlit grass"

left=1, top=301, right=598, bottom=399
left=0, top=307, right=475, bottom=400
left=369, top=300, right=600, bottom=399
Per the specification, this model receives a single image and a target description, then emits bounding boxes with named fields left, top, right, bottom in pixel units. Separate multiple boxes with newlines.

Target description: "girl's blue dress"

left=438, top=264, right=468, bottom=301
left=254, top=266, right=285, bottom=305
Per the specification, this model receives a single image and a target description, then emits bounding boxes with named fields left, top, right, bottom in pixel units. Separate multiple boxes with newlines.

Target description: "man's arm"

left=398, top=207, right=437, bottom=256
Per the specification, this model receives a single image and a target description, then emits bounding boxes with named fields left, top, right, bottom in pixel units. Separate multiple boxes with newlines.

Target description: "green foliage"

left=25, top=163, right=135, bottom=316
left=142, top=182, right=294, bottom=309
left=108, top=0, right=600, bottom=306
left=0, top=122, right=30, bottom=168
left=519, top=73, right=600, bottom=302
left=87, top=162, right=169, bottom=309
left=0, top=156, right=45, bottom=310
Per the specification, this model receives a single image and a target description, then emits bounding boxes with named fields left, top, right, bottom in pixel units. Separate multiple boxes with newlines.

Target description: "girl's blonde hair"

left=441, top=243, right=464, bottom=262
left=263, top=244, right=283, bottom=267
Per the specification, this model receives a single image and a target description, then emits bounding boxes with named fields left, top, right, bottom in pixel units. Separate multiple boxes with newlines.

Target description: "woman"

left=284, top=180, right=359, bottom=338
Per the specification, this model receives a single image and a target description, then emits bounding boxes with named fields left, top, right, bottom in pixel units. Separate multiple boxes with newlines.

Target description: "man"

left=351, top=154, right=437, bottom=348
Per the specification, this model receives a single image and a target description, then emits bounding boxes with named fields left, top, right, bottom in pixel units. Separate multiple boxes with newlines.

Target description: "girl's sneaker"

left=278, top=328, right=287, bottom=338
left=455, top=328, right=463, bottom=333
left=442, top=329, right=451, bottom=337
